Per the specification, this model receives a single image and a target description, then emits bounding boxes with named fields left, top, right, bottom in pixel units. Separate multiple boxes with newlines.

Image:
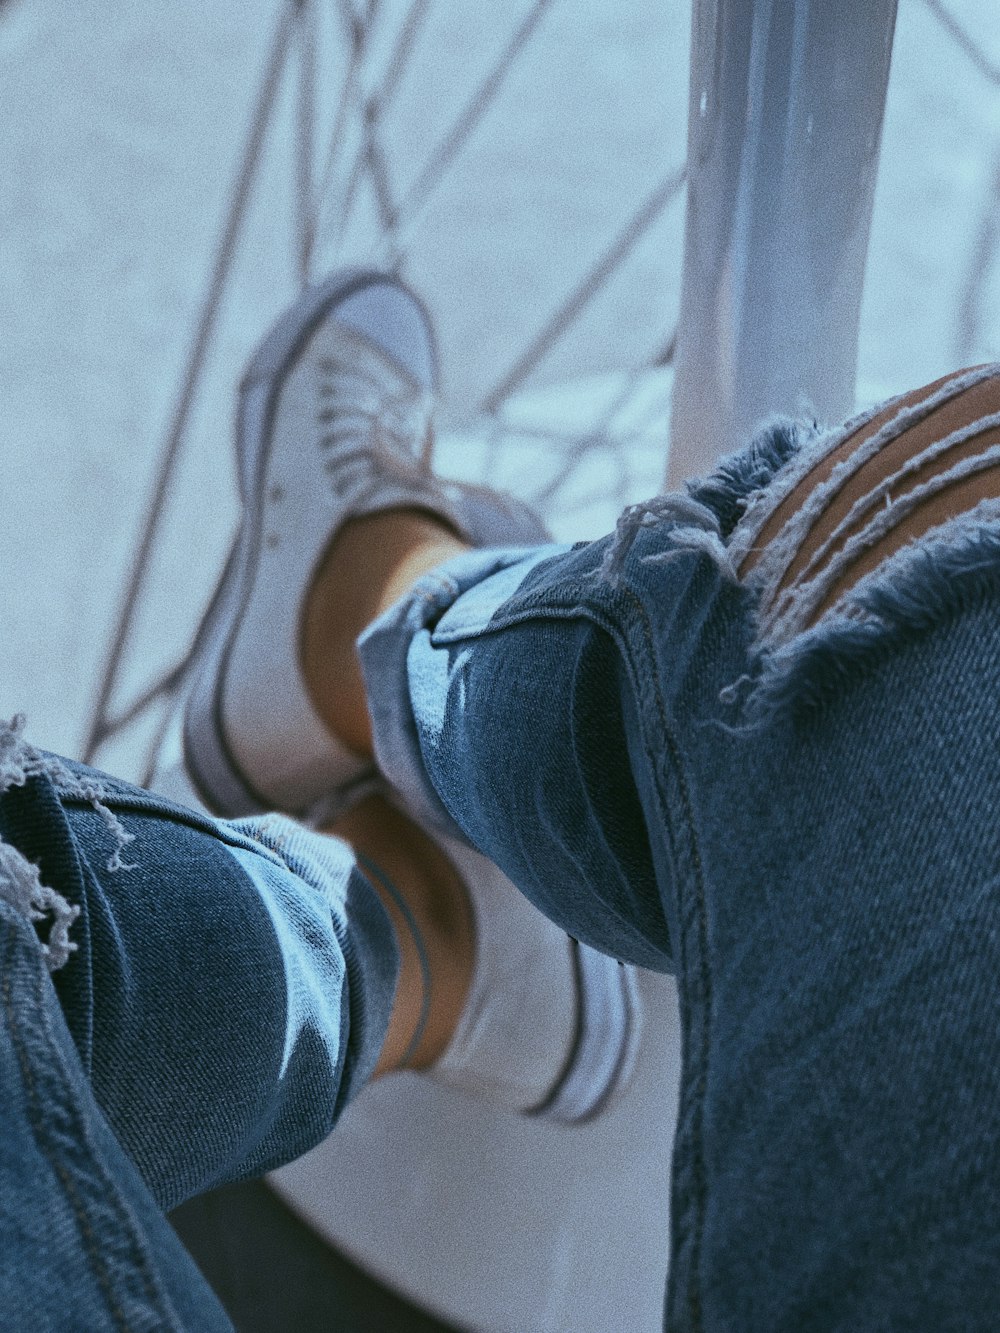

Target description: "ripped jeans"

left=3, top=366, right=1000, bottom=1331
left=0, top=735, right=397, bottom=1331
left=359, top=364, right=1000, bottom=1331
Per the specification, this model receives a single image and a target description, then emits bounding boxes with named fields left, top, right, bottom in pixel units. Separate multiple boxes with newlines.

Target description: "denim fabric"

left=359, top=430, right=1000, bottom=1330
left=0, top=758, right=398, bottom=1331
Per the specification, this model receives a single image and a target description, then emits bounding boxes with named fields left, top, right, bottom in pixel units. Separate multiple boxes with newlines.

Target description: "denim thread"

left=615, top=583, right=712, bottom=1333
left=713, top=506, right=1000, bottom=734
left=727, top=363, right=1000, bottom=580
left=1, top=923, right=180, bottom=1330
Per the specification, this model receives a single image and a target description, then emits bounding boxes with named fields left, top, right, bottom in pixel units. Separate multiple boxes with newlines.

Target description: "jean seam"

left=610, top=582, right=711, bottom=1333
left=58, top=793, right=289, bottom=866
left=451, top=580, right=710, bottom=1329
left=1, top=923, right=176, bottom=1331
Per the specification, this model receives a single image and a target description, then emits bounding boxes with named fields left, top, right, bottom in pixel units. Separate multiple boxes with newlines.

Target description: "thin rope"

left=82, top=1, right=298, bottom=764
left=296, top=0, right=318, bottom=283
left=337, top=0, right=364, bottom=42
left=532, top=329, right=676, bottom=505
left=377, top=0, right=432, bottom=110
left=380, top=0, right=560, bottom=256
left=921, top=0, right=1000, bottom=87
left=364, top=126, right=399, bottom=235
left=138, top=697, right=180, bottom=791
left=324, top=0, right=432, bottom=253
left=310, top=0, right=375, bottom=242
left=104, top=661, right=188, bottom=737
left=480, top=166, right=686, bottom=412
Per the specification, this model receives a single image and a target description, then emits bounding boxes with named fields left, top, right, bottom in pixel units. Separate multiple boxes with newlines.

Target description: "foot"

left=328, top=783, right=643, bottom=1125
left=183, top=268, right=544, bottom=819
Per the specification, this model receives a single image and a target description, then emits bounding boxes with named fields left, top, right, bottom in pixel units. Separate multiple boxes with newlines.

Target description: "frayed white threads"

left=0, top=714, right=136, bottom=970
left=598, top=493, right=729, bottom=584
left=0, top=838, right=80, bottom=972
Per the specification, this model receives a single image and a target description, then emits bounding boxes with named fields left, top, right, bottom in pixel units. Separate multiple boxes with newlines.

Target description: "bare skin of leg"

left=323, top=791, right=475, bottom=1079
left=739, top=365, right=1000, bottom=628
left=302, top=508, right=469, bottom=759
left=302, top=508, right=472, bottom=1080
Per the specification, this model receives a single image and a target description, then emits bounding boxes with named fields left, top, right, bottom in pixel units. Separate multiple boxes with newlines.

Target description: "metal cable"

left=480, top=166, right=685, bottom=412
left=921, top=0, right=1000, bottom=86
left=82, top=1, right=298, bottom=762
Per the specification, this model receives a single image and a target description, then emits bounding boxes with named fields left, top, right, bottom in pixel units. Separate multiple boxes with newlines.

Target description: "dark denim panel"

left=659, top=603, right=1000, bottom=1332
left=0, top=900, right=234, bottom=1332
left=380, top=433, right=1000, bottom=1328
left=0, top=766, right=398, bottom=1214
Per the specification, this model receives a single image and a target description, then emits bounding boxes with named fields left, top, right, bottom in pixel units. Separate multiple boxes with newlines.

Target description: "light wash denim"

left=0, top=742, right=397, bottom=1331
left=359, top=405, right=1000, bottom=1330
left=5, top=396, right=1000, bottom=1330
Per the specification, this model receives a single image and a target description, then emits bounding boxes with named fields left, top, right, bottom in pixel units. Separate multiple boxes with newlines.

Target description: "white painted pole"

left=667, top=0, right=898, bottom=487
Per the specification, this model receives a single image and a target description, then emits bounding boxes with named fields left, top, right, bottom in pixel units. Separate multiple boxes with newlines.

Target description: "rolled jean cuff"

left=357, top=543, right=569, bottom=841
left=229, top=812, right=400, bottom=1117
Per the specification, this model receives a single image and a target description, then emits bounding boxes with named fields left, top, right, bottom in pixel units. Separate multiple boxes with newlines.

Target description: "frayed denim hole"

left=596, top=416, right=823, bottom=590
left=595, top=493, right=722, bottom=585
left=709, top=517, right=1000, bottom=736
left=685, top=415, right=824, bottom=540
left=0, top=715, right=88, bottom=970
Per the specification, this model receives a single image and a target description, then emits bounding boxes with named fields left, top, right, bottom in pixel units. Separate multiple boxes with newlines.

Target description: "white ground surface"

left=2, top=2, right=1000, bottom=1330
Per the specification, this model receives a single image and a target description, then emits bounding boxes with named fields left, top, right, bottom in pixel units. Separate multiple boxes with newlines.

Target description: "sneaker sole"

left=183, top=268, right=438, bottom=816
left=525, top=940, right=644, bottom=1125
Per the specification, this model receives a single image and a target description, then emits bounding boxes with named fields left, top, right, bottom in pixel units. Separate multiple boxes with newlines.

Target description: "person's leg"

left=316, top=367, right=1000, bottom=762
left=0, top=719, right=472, bottom=1328
left=338, top=365, right=1000, bottom=1327
left=302, top=509, right=468, bottom=760
left=324, top=788, right=473, bottom=1077
left=0, top=879, right=236, bottom=1332
left=181, top=268, right=643, bottom=1125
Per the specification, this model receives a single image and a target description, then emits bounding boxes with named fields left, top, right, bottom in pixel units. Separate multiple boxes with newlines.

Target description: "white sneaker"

left=309, top=779, right=643, bottom=1127
left=429, top=829, right=643, bottom=1125
left=183, top=269, right=545, bottom=819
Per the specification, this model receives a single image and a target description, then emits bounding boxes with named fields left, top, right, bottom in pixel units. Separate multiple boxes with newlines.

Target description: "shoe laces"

left=316, top=354, right=435, bottom=501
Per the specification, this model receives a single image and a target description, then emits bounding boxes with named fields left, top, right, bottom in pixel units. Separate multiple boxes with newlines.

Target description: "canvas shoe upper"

left=183, top=269, right=544, bottom=819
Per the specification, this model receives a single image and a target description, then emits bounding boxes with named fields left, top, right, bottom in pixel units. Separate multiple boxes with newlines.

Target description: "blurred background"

left=1, top=1, right=999, bottom=1328
left=2, top=0, right=999, bottom=771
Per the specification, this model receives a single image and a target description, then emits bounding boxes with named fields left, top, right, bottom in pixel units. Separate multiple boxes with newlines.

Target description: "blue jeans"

left=4, top=401, right=1000, bottom=1330
left=358, top=410, right=1000, bottom=1329
left=0, top=746, right=397, bottom=1331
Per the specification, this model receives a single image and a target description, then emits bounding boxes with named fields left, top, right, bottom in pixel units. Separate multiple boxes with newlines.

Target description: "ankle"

left=300, top=508, right=469, bottom=757
left=326, top=794, right=475, bottom=1076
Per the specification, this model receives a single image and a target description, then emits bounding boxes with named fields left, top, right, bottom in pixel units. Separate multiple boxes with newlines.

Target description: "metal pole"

left=667, top=0, right=898, bottom=487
